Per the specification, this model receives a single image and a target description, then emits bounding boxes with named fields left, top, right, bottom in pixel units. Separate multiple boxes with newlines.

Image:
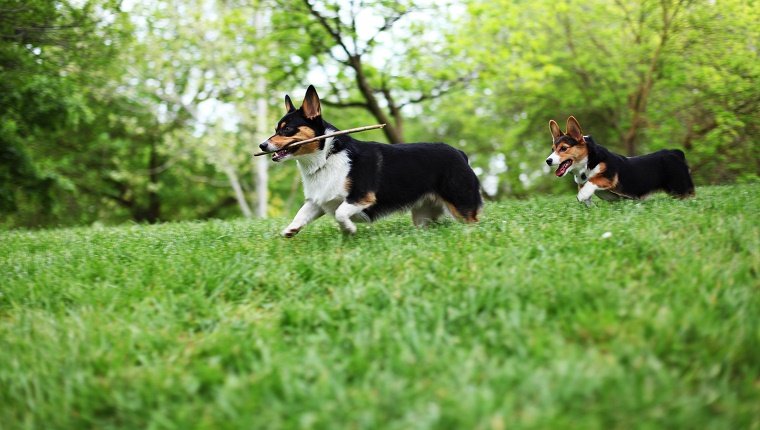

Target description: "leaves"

left=1, top=0, right=757, bottom=227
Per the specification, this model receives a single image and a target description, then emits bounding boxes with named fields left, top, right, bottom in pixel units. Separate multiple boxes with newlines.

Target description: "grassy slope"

left=1, top=184, right=758, bottom=429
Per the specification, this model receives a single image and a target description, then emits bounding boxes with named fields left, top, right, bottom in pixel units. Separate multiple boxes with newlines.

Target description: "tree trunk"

left=146, top=139, right=161, bottom=223
left=253, top=8, right=269, bottom=218
left=620, top=1, right=679, bottom=156
left=224, top=164, right=253, bottom=218
left=348, top=56, right=404, bottom=143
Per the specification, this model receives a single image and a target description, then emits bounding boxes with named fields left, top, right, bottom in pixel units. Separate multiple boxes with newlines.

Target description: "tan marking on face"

left=266, top=134, right=293, bottom=148
left=552, top=140, right=588, bottom=164
left=266, top=126, right=319, bottom=154
left=356, top=192, right=376, bottom=206
left=291, top=126, right=320, bottom=156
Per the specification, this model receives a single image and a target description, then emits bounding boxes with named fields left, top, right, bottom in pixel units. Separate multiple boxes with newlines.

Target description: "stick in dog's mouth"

left=253, top=124, right=386, bottom=157
left=271, top=148, right=294, bottom=162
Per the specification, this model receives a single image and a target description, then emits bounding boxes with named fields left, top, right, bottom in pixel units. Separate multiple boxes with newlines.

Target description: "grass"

left=1, top=184, right=759, bottom=430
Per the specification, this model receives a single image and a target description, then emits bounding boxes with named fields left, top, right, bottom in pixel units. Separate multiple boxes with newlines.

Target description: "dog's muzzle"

left=546, top=153, right=561, bottom=166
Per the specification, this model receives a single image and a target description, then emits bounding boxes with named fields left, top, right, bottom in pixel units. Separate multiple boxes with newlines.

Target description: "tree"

left=106, top=0, right=283, bottom=221
left=271, top=0, right=471, bottom=143
left=424, top=0, right=759, bottom=198
left=0, top=0, right=123, bottom=225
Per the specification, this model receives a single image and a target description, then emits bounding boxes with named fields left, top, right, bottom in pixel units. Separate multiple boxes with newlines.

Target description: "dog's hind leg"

left=436, top=171, right=483, bottom=223
left=411, top=195, right=445, bottom=227
left=665, top=152, right=696, bottom=198
left=442, top=200, right=480, bottom=223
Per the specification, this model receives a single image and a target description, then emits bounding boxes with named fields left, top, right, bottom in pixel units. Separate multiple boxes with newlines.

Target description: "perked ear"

left=566, top=116, right=584, bottom=142
left=284, top=95, right=296, bottom=113
left=549, top=120, right=563, bottom=139
left=301, top=85, right=321, bottom=120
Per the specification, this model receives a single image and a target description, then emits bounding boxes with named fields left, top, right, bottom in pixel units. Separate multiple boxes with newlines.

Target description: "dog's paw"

left=339, top=223, right=357, bottom=235
left=281, top=227, right=300, bottom=238
left=577, top=195, right=593, bottom=206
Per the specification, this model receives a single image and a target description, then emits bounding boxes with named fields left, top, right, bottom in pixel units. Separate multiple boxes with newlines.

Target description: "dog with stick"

left=258, top=85, right=482, bottom=237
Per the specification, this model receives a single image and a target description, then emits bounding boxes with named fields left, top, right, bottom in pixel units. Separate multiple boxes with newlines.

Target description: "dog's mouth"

left=555, top=159, right=573, bottom=177
left=271, top=146, right=295, bottom=162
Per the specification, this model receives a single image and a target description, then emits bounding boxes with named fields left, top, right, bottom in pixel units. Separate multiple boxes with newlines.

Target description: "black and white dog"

left=546, top=116, right=695, bottom=204
left=259, top=86, right=482, bottom=237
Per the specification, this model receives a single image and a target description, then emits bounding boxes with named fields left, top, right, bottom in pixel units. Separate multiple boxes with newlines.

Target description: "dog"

left=259, top=85, right=482, bottom=237
left=545, top=116, right=695, bottom=205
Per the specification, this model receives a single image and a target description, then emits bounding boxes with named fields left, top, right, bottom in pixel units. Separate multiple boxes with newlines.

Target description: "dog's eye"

left=280, top=126, right=296, bottom=135
left=559, top=146, right=568, bottom=152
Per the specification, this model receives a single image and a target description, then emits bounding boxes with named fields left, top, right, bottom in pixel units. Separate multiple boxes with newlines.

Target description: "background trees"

left=1, top=0, right=757, bottom=228
left=0, top=0, right=124, bottom=224
left=430, top=0, right=759, bottom=197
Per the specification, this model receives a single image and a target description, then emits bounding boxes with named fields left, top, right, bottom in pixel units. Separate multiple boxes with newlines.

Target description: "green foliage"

left=1, top=0, right=757, bottom=228
left=0, top=0, right=124, bottom=225
left=1, top=184, right=758, bottom=428
left=426, top=0, right=760, bottom=197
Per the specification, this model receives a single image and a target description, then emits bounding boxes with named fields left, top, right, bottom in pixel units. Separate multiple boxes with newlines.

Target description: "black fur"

left=269, top=86, right=482, bottom=224
left=335, top=131, right=482, bottom=220
left=582, top=135, right=695, bottom=198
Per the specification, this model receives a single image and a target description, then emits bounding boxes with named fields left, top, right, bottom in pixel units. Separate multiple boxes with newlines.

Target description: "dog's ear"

left=284, top=95, right=296, bottom=113
left=549, top=120, right=563, bottom=140
left=566, top=116, right=584, bottom=142
left=301, top=85, right=322, bottom=120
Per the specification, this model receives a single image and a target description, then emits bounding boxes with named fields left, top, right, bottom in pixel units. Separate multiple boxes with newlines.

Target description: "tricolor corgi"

left=546, top=116, right=695, bottom=205
left=259, top=85, right=482, bottom=237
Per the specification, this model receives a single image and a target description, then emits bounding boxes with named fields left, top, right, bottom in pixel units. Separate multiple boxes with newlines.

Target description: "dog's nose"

left=545, top=158, right=553, bottom=166
left=259, top=142, right=268, bottom=151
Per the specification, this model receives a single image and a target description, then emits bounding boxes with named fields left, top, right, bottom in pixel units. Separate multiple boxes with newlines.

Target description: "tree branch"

left=359, top=9, right=411, bottom=56
left=321, top=99, right=368, bottom=108
left=301, top=0, right=352, bottom=58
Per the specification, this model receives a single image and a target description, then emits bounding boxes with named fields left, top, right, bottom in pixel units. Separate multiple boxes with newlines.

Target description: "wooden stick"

left=253, top=124, right=386, bottom=156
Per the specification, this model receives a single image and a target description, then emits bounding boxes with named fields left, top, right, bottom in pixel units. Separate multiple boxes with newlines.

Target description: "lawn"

left=1, top=184, right=758, bottom=429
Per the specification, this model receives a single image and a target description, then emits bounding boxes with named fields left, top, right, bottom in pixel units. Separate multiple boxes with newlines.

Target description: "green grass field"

left=1, top=184, right=759, bottom=429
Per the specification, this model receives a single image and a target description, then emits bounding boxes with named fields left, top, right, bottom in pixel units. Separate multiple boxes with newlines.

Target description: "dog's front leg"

left=334, top=201, right=369, bottom=235
left=282, top=200, right=324, bottom=238
left=577, top=182, right=598, bottom=205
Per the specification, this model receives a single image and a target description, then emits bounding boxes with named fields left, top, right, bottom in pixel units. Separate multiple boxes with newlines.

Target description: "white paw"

left=339, top=222, right=357, bottom=235
left=281, top=227, right=300, bottom=238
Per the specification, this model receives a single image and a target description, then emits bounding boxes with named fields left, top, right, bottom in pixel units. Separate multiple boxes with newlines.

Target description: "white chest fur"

left=296, top=137, right=351, bottom=213
left=572, top=157, right=590, bottom=184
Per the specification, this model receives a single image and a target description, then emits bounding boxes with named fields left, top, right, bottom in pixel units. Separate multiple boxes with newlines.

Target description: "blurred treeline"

left=1, top=0, right=757, bottom=228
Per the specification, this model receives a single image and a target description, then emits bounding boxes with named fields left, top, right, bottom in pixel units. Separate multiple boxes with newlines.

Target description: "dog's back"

left=347, top=141, right=482, bottom=221
left=621, top=149, right=695, bottom=198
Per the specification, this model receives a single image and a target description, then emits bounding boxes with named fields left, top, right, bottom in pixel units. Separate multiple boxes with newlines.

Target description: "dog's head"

left=545, top=116, right=589, bottom=177
left=259, top=85, right=327, bottom=162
